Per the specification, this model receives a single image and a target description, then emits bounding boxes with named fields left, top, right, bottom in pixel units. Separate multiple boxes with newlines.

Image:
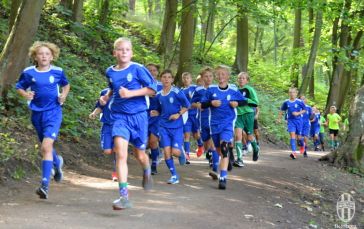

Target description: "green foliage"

left=11, top=167, right=26, bottom=180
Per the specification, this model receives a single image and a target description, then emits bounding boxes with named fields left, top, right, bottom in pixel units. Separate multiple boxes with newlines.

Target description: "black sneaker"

left=218, top=178, right=226, bottom=190
left=151, top=165, right=157, bottom=175
left=289, top=153, right=297, bottom=160
left=186, top=159, right=191, bottom=165
left=36, top=186, right=48, bottom=199
left=142, top=173, right=153, bottom=191
left=233, top=159, right=245, bottom=167
left=252, top=147, right=259, bottom=161
left=54, top=155, right=64, bottom=182
left=303, top=151, right=308, bottom=158
left=209, top=171, right=218, bottom=180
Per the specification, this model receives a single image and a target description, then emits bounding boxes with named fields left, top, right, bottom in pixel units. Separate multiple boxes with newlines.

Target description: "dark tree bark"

left=155, top=0, right=161, bottom=14
left=9, top=0, right=22, bottom=33
left=147, top=0, right=153, bottom=18
left=308, top=3, right=315, bottom=98
left=60, top=0, right=73, bottom=10
left=176, top=0, right=196, bottom=86
left=233, top=7, right=249, bottom=72
left=0, top=0, right=46, bottom=97
left=72, top=0, right=84, bottom=23
left=320, top=85, right=364, bottom=173
left=129, top=0, right=136, bottom=15
left=158, top=0, right=178, bottom=56
left=99, top=0, right=110, bottom=25
left=291, top=8, right=302, bottom=87
left=299, top=8, right=323, bottom=95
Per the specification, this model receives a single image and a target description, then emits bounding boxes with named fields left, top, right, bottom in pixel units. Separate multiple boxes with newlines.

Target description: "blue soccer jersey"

left=191, top=86, right=210, bottom=127
left=94, top=88, right=113, bottom=124
left=105, top=62, right=157, bottom=114
left=302, top=104, right=312, bottom=123
left=155, top=86, right=191, bottom=129
left=182, top=84, right=198, bottom=117
left=15, top=65, right=69, bottom=111
left=201, top=84, right=246, bottom=126
left=280, top=99, right=306, bottom=120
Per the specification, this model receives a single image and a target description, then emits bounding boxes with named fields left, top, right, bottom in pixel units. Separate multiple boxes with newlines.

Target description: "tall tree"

left=99, top=0, right=110, bottom=25
left=299, top=4, right=323, bottom=95
left=176, top=0, right=196, bottom=86
left=158, top=0, right=178, bottom=61
left=290, top=8, right=302, bottom=87
left=72, top=0, right=84, bottom=23
left=60, top=0, right=73, bottom=10
left=0, top=0, right=46, bottom=97
left=233, top=6, right=249, bottom=72
left=205, top=0, right=216, bottom=43
left=147, top=0, right=153, bottom=18
left=9, top=0, right=22, bottom=33
left=307, top=2, right=315, bottom=98
left=129, top=0, right=136, bottom=15
left=320, top=84, right=364, bottom=173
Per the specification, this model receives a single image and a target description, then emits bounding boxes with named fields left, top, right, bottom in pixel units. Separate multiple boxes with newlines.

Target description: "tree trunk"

left=320, top=85, right=364, bottom=173
left=205, top=0, right=216, bottom=42
left=72, top=0, right=84, bottom=23
left=291, top=8, right=302, bottom=87
left=308, top=3, right=315, bottom=98
left=60, top=0, right=73, bottom=10
left=299, top=7, right=323, bottom=95
left=0, top=0, right=46, bottom=97
left=157, top=0, right=178, bottom=56
left=176, top=0, right=196, bottom=86
left=129, top=0, right=136, bottom=15
left=233, top=7, right=248, bottom=72
left=99, top=0, right=109, bottom=25
left=147, top=0, right=153, bottom=18
left=9, top=0, right=22, bottom=33
left=155, top=0, right=161, bottom=14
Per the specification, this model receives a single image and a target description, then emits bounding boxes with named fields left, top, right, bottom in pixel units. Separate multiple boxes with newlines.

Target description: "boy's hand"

left=292, top=111, right=300, bottom=116
left=169, top=113, right=180, bottom=120
left=58, top=94, right=67, bottom=105
left=229, top=101, right=238, bottom=108
left=211, top=100, right=221, bottom=107
left=89, top=112, right=98, bottom=119
left=119, top=87, right=131, bottom=98
left=150, top=110, right=159, bottom=117
left=100, top=95, right=109, bottom=106
left=25, top=91, right=35, bottom=100
left=276, top=118, right=281, bottom=124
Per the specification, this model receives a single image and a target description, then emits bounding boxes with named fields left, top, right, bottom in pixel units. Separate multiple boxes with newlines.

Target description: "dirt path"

left=0, top=146, right=363, bottom=229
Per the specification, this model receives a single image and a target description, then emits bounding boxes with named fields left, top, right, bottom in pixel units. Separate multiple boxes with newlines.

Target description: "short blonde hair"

left=28, top=41, right=60, bottom=62
left=199, top=66, right=214, bottom=77
left=238, top=72, right=250, bottom=81
left=215, top=65, right=231, bottom=75
left=289, top=87, right=298, bottom=93
left=182, top=72, right=192, bottom=78
left=113, top=37, right=132, bottom=50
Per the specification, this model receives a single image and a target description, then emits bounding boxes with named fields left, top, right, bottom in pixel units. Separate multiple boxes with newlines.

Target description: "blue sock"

left=165, top=158, right=177, bottom=176
left=220, top=170, right=227, bottom=179
left=290, top=138, right=296, bottom=152
left=52, top=149, right=60, bottom=168
left=151, top=148, right=159, bottom=167
left=212, top=150, right=219, bottom=172
left=299, top=138, right=304, bottom=147
left=119, top=182, right=128, bottom=199
left=197, top=138, right=203, bottom=147
left=41, top=160, right=53, bottom=188
left=184, top=142, right=190, bottom=155
left=143, top=167, right=151, bottom=176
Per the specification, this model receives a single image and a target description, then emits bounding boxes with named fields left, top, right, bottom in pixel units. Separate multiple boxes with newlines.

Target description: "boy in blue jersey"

left=191, top=67, right=220, bottom=179
left=100, top=38, right=157, bottom=210
left=152, top=70, right=190, bottom=184
left=146, top=63, right=163, bottom=175
left=89, top=88, right=117, bottom=181
left=16, top=41, right=70, bottom=199
left=277, top=88, right=306, bottom=159
left=201, top=65, right=246, bottom=190
left=299, top=95, right=312, bottom=157
left=181, top=72, right=204, bottom=164
left=310, top=105, right=321, bottom=151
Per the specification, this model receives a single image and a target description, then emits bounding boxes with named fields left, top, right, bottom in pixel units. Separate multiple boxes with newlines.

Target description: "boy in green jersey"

left=327, top=106, right=341, bottom=150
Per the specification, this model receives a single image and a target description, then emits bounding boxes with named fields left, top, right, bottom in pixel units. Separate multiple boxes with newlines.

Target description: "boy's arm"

left=119, top=87, right=155, bottom=98
left=58, top=84, right=70, bottom=105
left=169, top=107, right=188, bottom=121
left=17, top=89, right=34, bottom=100
left=276, top=110, right=284, bottom=123
left=255, top=107, right=260, bottom=119
left=89, top=107, right=102, bottom=119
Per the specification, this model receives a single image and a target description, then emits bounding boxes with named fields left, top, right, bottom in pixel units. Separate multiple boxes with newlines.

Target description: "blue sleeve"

left=59, top=70, right=69, bottom=87
left=232, top=89, right=246, bottom=101
left=300, top=101, right=306, bottom=110
left=280, top=101, right=287, bottom=111
left=191, top=90, right=201, bottom=103
left=201, top=89, right=212, bottom=103
left=155, top=94, right=161, bottom=112
left=177, top=90, right=191, bottom=108
left=15, top=72, right=31, bottom=90
left=136, top=66, right=157, bottom=92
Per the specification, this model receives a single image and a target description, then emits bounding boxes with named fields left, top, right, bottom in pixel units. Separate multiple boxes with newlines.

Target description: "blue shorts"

left=31, top=106, right=62, bottom=141
left=148, top=116, right=160, bottom=138
left=184, top=115, right=200, bottom=133
left=211, top=123, right=234, bottom=148
left=100, top=123, right=113, bottom=150
left=200, top=124, right=212, bottom=142
left=301, top=121, right=311, bottom=137
left=112, top=111, right=148, bottom=150
left=287, top=119, right=303, bottom=135
left=310, top=125, right=320, bottom=137
left=159, top=126, right=184, bottom=151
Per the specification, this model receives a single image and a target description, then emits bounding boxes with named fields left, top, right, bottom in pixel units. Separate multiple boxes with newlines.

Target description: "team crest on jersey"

left=32, top=78, right=36, bottom=82
left=174, top=143, right=179, bottom=147
left=243, top=91, right=246, bottom=96
left=227, top=95, right=231, bottom=101
left=49, top=75, right=55, bottom=83
left=127, top=73, right=133, bottom=82
left=110, top=78, right=113, bottom=83
left=213, top=93, right=217, bottom=97
left=295, top=104, right=298, bottom=108
left=169, top=97, right=174, bottom=103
